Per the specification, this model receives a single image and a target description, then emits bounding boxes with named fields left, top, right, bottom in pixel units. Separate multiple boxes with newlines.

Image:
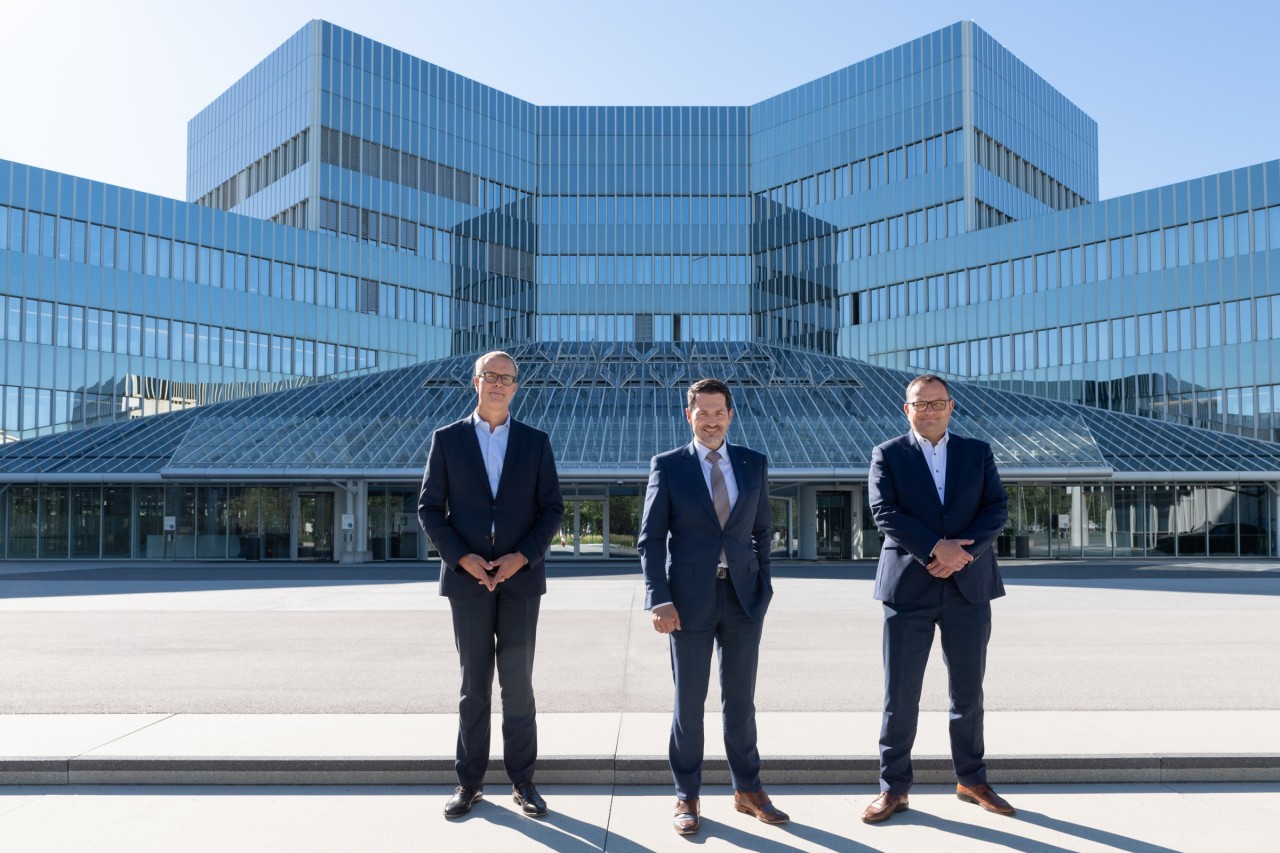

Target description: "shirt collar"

left=912, top=429, right=949, bottom=450
left=471, top=410, right=511, bottom=434
left=693, top=438, right=729, bottom=463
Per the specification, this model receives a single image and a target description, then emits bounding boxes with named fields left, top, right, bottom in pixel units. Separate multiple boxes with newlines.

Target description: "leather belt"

left=715, top=565, right=728, bottom=580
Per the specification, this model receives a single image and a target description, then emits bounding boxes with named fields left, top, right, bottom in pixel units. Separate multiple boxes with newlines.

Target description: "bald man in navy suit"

left=639, top=378, right=788, bottom=836
left=861, top=374, right=1015, bottom=824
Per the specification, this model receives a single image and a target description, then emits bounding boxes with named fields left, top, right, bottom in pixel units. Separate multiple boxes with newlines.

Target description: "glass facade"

left=842, top=166, right=1280, bottom=443
left=1, top=19, right=1278, bottom=560
left=1, top=341, right=1276, bottom=560
left=0, top=161, right=451, bottom=442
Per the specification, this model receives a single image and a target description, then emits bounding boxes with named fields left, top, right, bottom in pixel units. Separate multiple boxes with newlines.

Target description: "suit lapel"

left=725, top=443, right=752, bottom=525
left=492, top=419, right=522, bottom=503
left=460, top=417, right=497, bottom=501
left=942, top=433, right=962, bottom=507
left=681, top=442, right=722, bottom=527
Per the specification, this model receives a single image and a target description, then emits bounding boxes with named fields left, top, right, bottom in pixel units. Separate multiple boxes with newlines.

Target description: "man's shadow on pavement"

left=1014, top=808, right=1184, bottom=853
left=442, top=790, right=1192, bottom=853
left=454, top=790, right=734, bottom=853
left=873, top=807, right=1182, bottom=853
left=615, top=817, right=815, bottom=853
left=448, top=801, right=609, bottom=852
left=456, top=801, right=846, bottom=853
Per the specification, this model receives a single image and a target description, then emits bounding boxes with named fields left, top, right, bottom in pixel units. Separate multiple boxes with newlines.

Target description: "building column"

left=1069, top=485, right=1085, bottom=549
left=1274, top=484, right=1280, bottom=557
left=850, top=486, right=865, bottom=559
left=602, top=498, right=611, bottom=560
left=340, top=480, right=369, bottom=564
left=799, top=485, right=818, bottom=560
left=289, top=489, right=300, bottom=560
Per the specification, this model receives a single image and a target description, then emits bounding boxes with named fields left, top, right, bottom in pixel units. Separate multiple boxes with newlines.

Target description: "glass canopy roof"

left=2, top=342, right=1278, bottom=481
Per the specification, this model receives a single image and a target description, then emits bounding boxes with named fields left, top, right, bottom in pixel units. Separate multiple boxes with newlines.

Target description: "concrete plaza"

left=0, top=558, right=1277, bottom=850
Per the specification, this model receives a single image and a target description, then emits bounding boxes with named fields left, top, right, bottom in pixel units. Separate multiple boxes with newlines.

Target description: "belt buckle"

left=715, top=565, right=728, bottom=580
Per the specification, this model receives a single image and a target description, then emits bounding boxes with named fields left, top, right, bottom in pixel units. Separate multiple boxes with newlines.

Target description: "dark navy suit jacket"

left=638, top=441, right=774, bottom=630
left=417, top=417, right=564, bottom=599
left=869, top=432, right=1008, bottom=605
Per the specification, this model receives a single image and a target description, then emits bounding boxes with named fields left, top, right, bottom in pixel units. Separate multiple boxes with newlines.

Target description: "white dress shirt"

left=913, top=429, right=949, bottom=505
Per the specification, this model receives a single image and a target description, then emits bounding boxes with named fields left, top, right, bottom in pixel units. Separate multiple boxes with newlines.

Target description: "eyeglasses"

left=477, top=371, right=517, bottom=386
left=906, top=399, right=951, bottom=412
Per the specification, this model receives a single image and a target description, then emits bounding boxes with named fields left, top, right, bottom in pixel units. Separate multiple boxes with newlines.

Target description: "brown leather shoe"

left=862, top=791, right=909, bottom=823
left=673, top=799, right=700, bottom=835
left=734, top=788, right=789, bottom=825
left=957, top=782, right=1016, bottom=815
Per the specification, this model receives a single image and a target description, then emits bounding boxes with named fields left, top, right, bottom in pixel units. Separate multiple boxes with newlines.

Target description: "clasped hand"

left=459, top=552, right=527, bottom=591
left=926, top=538, right=975, bottom=578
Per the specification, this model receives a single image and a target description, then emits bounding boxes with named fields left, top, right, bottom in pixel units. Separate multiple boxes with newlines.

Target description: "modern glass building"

left=1, top=19, right=1277, bottom=560
left=2, top=341, right=1277, bottom=561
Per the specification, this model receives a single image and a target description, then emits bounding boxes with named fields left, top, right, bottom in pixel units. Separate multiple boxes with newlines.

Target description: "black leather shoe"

left=513, top=782, right=549, bottom=817
left=443, top=785, right=483, bottom=818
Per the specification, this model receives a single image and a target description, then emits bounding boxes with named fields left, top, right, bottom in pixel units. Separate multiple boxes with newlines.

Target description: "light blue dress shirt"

left=472, top=410, right=511, bottom=498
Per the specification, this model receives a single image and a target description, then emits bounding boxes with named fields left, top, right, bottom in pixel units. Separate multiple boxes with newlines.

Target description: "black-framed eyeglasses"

left=906, top=399, right=951, bottom=412
left=477, top=371, right=517, bottom=386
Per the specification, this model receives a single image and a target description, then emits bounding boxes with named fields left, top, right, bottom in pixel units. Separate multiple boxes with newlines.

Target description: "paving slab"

left=0, top=715, right=168, bottom=758
left=0, top=783, right=1274, bottom=852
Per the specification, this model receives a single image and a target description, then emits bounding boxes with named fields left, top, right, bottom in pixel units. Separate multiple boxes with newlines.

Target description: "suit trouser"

left=449, top=592, right=540, bottom=787
left=878, top=578, right=991, bottom=794
left=668, top=577, right=764, bottom=800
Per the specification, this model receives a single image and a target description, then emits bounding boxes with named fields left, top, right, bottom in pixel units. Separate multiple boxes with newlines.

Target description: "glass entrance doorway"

left=550, top=499, right=606, bottom=558
left=543, top=487, right=642, bottom=560
left=298, top=492, right=335, bottom=561
left=816, top=491, right=852, bottom=559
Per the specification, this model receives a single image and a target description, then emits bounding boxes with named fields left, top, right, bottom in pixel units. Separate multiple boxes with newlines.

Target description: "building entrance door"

left=298, top=492, right=335, bottom=561
left=550, top=498, right=607, bottom=558
left=816, top=491, right=852, bottom=559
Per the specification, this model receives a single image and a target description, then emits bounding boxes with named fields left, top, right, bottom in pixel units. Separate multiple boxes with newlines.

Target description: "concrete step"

left=3, top=711, right=1277, bottom=786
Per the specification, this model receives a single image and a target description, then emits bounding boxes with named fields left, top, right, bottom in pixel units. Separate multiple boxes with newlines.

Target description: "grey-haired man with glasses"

left=418, top=350, right=564, bottom=820
left=861, top=374, right=1014, bottom=824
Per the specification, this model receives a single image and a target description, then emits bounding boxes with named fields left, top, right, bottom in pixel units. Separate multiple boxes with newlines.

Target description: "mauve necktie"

left=706, top=450, right=731, bottom=527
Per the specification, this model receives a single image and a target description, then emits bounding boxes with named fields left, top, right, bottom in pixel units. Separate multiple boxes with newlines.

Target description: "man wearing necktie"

left=418, top=351, right=564, bottom=820
left=638, top=378, right=787, bottom=836
left=861, top=374, right=1014, bottom=824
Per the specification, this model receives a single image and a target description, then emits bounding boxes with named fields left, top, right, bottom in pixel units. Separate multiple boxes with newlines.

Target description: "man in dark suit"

left=861, top=374, right=1014, bottom=823
left=638, top=378, right=788, bottom=836
left=418, top=351, right=563, bottom=819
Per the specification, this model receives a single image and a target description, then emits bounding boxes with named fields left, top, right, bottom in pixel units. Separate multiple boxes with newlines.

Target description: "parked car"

left=1153, top=522, right=1268, bottom=556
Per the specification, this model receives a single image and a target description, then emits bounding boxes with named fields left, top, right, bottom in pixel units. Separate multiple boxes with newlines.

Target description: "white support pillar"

left=1069, top=485, right=1085, bottom=549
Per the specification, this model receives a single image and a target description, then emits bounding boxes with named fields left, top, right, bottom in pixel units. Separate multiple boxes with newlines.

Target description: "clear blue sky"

left=2, top=0, right=1276, bottom=201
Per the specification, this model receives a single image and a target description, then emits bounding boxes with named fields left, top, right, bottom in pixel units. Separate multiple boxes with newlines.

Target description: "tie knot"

left=706, top=450, right=721, bottom=463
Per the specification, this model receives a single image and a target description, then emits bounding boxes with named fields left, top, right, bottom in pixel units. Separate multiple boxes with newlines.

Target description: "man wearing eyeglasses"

left=861, top=375, right=1013, bottom=824
left=418, top=351, right=564, bottom=820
